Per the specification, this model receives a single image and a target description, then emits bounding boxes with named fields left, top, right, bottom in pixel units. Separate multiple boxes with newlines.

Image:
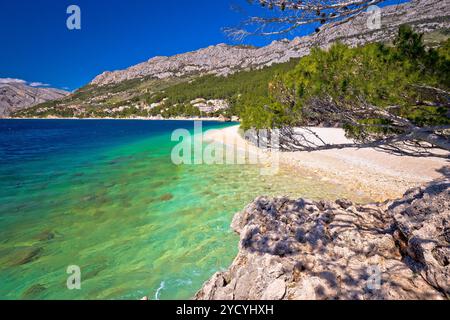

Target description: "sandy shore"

left=205, top=125, right=449, bottom=202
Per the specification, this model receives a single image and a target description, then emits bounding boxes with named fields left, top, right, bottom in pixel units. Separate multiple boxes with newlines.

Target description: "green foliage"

left=148, top=103, right=202, bottom=118
left=240, top=26, right=450, bottom=132
left=239, top=96, right=275, bottom=130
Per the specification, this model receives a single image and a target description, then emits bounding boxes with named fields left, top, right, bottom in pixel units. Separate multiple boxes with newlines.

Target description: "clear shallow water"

left=0, top=119, right=371, bottom=300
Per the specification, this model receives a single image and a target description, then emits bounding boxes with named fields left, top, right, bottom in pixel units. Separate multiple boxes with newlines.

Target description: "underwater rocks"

left=195, top=178, right=449, bottom=300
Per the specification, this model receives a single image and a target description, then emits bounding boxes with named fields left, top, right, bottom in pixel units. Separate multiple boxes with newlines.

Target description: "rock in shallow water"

left=195, top=178, right=449, bottom=300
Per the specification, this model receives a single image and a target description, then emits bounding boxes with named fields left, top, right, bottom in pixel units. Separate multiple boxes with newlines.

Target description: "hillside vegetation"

left=15, top=27, right=449, bottom=146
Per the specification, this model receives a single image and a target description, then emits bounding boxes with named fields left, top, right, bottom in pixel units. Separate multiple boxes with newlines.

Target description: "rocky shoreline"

left=195, top=176, right=449, bottom=300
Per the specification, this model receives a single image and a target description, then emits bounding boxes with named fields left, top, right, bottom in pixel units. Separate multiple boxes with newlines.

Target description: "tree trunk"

left=407, top=129, right=450, bottom=151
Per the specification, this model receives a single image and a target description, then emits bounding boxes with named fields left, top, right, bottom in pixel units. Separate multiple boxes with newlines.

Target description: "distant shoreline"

left=2, top=116, right=237, bottom=122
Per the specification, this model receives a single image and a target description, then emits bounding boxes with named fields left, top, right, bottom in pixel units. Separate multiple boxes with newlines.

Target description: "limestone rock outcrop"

left=195, top=177, right=449, bottom=300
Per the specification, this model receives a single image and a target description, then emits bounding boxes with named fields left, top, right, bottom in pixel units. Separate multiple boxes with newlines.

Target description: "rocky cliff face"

left=0, top=82, right=69, bottom=117
left=91, top=0, right=450, bottom=86
left=195, top=176, right=449, bottom=300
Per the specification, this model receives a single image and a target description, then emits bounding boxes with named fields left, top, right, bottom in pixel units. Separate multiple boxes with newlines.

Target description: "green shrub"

left=240, top=25, right=450, bottom=132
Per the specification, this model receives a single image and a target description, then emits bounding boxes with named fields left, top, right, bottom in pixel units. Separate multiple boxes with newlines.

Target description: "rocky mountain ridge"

left=0, top=82, right=69, bottom=118
left=91, top=0, right=450, bottom=86
left=195, top=176, right=450, bottom=300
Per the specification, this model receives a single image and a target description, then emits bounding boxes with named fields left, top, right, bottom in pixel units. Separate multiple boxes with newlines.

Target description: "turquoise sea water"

left=0, top=119, right=371, bottom=300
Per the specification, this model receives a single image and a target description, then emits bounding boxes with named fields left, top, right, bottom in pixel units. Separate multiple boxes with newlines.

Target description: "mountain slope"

left=91, top=0, right=450, bottom=86
left=0, top=82, right=69, bottom=117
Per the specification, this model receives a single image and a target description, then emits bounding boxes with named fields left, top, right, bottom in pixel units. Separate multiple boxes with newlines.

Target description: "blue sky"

left=0, top=0, right=407, bottom=91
